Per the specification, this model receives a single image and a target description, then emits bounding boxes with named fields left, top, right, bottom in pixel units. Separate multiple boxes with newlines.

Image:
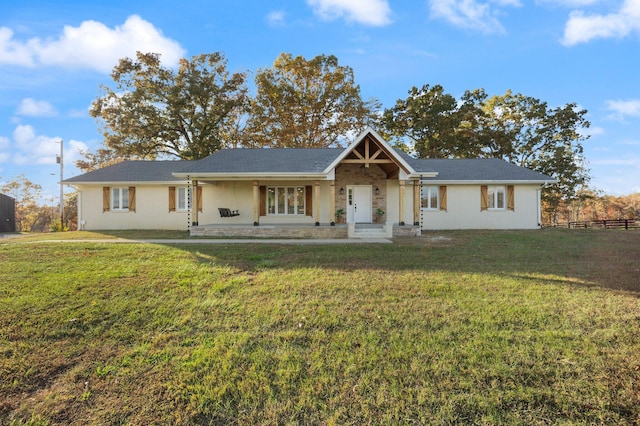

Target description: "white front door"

left=347, top=185, right=372, bottom=223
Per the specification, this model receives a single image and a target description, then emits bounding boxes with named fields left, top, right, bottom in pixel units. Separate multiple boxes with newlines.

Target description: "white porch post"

left=399, top=180, right=406, bottom=226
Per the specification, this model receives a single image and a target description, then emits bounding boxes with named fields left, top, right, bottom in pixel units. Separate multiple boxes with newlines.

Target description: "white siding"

left=420, top=184, right=542, bottom=230
left=76, top=184, right=189, bottom=230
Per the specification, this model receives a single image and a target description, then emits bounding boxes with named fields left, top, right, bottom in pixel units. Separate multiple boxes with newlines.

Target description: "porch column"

left=330, top=181, right=336, bottom=226
left=413, top=181, right=420, bottom=226
left=314, top=180, right=320, bottom=226
left=253, top=180, right=260, bottom=226
left=192, top=180, right=199, bottom=226
left=399, top=180, right=406, bottom=226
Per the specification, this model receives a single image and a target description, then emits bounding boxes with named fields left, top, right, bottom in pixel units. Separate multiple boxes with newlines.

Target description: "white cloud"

left=585, top=125, right=605, bottom=137
left=16, top=98, right=57, bottom=117
left=429, top=0, right=521, bottom=34
left=307, top=0, right=393, bottom=26
left=267, top=10, right=286, bottom=26
left=536, top=0, right=600, bottom=6
left=6, top=125, right=88, bottom=171
left=0, top=27, right=35, bottom=66
left=0, top=136, right=9, bottom=164
left=561, top=0, right=640, bottom=46
left=605, top=99, right=640, bottom=120
left=0, top=15, right=185, bottom=72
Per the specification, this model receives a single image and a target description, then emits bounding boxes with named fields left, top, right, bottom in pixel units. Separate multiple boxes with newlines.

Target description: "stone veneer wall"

left=191, top=225, right=419, bottom=238
left=392, top=225, right=421, bottom=237
left=191, top=226, right=349, bottom=238
left=334, top=163, right=387, bottom=221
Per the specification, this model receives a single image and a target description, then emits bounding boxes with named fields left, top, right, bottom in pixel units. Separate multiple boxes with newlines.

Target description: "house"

left=64, top=128, right=555, bottom=237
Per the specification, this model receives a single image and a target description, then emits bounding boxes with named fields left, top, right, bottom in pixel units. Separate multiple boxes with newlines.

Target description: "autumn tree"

left=381, top=86, right=590, bottom=222
left=243, top=53, right=379, bottom=148
left=75, top=148, right=133, bottom=172
left=380, top=84, right=468, bottom=158
left=1, top=174, right=46, bottom=232
left=90, top=52, right=249, bottom=160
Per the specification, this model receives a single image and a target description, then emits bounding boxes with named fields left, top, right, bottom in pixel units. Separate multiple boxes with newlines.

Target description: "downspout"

left=537, top=186, right=542, bottom=228
left=77, top=189, right=83, bottom=230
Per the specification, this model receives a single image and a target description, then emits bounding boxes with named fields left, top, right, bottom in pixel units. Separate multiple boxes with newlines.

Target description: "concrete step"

left=352, top=224, right=388, bottom=238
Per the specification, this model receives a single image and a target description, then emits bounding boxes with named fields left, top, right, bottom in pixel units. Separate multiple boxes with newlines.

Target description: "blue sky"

left=1, top=0, right=639, bottom=204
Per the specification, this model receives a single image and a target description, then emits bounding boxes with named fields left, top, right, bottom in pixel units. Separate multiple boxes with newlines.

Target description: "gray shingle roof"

left=181, top=148, right=345, bottom=174
left=63, top=150, right=554, bottom=184
left=411, top=158, right=554, bottom=182
left=63, top=160, right=192, bottom=183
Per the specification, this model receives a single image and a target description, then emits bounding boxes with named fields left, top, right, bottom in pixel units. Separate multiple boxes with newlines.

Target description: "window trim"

left=111, top=187, right=130, bottom=211
left=266, top=186, right=307, bottom=216
left=421, top=185, right=439, bottom=210
left=487, top=185, right=506, bottom=210
left=176, top=187, right=188, bottom=211
left=481, top=185, right=515, bottom=211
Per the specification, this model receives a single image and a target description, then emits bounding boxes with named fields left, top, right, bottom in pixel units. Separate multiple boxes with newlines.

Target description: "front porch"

left=190, top=223, right=420, bottom=238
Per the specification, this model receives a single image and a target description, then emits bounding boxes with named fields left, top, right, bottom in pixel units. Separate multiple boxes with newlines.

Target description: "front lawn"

left=1, top=229, right=639, bottom=424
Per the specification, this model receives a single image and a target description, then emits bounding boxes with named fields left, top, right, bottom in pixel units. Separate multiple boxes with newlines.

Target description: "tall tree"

left=243, top=53, right=379, bottom=148
left=380, top=84, right=465, bottom=158
left=90, top=52, right=249, bottom=160
left=382, top=85, right=590, bottom=219
left=1, top=174, right=45, bottom=232
left=470, top=91, right=590, bottom=218
left=75, top=148, right=132, bottom=172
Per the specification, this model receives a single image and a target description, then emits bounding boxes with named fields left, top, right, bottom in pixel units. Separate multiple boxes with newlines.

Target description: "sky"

left=1, top=0, right=639, bottom=205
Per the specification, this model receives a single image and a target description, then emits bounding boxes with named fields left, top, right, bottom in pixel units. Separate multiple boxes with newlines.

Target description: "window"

left=421, top=186, right=439, bottom=209
left=481, top=185, right=514, bottom=211
left=177, top=187, right=187, bottom=210
left=267, top=186, right=306, bottom=215
left=488, top=185, right=505, bottom=209
left=421, top=185, right=447, bottom=210
left=111, top=187, right=129, bottom=211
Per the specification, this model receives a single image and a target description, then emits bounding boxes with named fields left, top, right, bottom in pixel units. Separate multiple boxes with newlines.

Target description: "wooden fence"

left=567, top=219, right=639, bottom=230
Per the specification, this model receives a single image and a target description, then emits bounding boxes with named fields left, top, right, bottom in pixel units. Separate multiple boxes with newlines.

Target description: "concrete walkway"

left=12, top=237, right=393, bottom=245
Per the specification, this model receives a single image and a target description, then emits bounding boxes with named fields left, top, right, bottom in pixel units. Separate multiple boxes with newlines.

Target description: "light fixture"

left=375, top=187, right=380, bottom=195
left=360, top=165, right=365, bottom=174
left=340, top=187, right=344, bottom=195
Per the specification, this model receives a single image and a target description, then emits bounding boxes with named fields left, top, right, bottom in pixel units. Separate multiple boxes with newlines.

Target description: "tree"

left=243, top=53, right=379, bottom=148
left=75, top=148, right=133, bottom=172
left=90, top=52, right=249, bottom=160
left=1, top=174, right=45, bottom=232
left=380, top=84, right=466, bottom=158
left=381, top=85, right=590, bottom=222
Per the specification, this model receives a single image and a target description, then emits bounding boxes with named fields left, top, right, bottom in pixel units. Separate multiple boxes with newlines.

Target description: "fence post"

left=625, top=219, right=629, bottom=230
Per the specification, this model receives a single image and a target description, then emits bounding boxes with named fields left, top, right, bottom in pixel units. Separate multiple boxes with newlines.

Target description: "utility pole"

left=56, top=139, right=64, bottom=228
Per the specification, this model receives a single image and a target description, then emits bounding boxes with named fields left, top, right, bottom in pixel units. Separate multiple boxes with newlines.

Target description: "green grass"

left=1, top=229, right=639, bottom=425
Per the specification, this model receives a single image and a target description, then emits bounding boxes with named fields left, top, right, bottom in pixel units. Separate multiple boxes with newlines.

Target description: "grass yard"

left=1, top=229, right=639, bottom=425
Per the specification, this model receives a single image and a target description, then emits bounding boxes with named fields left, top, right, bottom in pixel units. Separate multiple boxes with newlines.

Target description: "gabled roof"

left=63, top=160, right=192, bottom=184
left=324, top=128, right=422, bottom=177
left=63, top=129, right=556, bottom=185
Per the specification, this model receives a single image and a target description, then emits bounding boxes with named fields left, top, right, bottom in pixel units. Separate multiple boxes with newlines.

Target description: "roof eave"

left=419, top=179, right=558, bottom=185
left=172, top=172, right=330, bottom=180
left=64, top=180, right=189, bottom=186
